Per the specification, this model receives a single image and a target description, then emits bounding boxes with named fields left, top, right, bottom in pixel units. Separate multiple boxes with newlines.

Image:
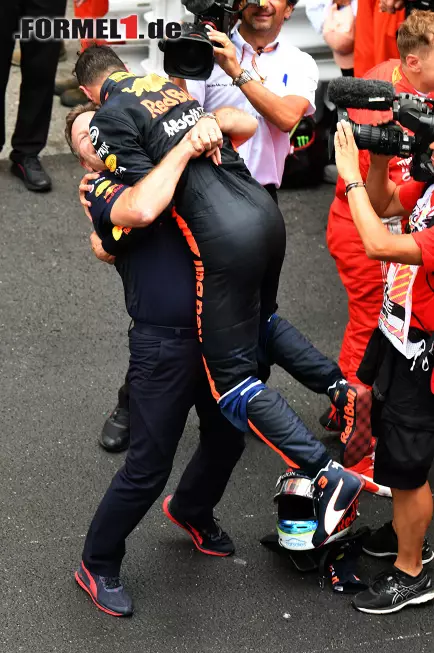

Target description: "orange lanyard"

left=239, top=43, right=278, bottom=84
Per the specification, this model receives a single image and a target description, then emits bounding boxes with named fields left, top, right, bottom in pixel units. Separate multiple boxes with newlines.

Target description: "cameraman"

left=183, top=0, right=319, bottom=202
left=324, top=10, right=434, bottom=494
left=334, top=117, right=434, bottom=614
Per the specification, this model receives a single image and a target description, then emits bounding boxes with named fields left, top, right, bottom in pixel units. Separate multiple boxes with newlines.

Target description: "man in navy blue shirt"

left=69, top=103, right=268, bottom=617
left=67, top=100, right=368, bottom=617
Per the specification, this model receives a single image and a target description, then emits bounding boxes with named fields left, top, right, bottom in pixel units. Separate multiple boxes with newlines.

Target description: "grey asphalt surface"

left=2, top=158, right=434, bottom=653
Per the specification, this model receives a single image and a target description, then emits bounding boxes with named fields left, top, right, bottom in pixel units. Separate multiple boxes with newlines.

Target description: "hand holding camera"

left=207, top=29, right=242, bottom=79
left=160, top=0, right=264, bottom=80
left=334, top=120, right=363, bottom=185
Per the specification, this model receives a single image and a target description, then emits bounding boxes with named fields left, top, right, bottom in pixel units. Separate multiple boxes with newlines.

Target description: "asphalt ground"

left=2, top=153, right=434, bottom=653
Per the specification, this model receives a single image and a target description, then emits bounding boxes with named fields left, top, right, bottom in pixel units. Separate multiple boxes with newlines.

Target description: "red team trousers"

left=327, top=199, right=386, bottom=383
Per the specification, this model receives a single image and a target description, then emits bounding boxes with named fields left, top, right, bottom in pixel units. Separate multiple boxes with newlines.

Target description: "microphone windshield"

left=328, top=77, right=396, bottom=111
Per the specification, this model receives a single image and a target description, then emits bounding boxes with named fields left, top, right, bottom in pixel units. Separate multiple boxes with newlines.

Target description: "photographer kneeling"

left=335, top=118, right=434, bottom=614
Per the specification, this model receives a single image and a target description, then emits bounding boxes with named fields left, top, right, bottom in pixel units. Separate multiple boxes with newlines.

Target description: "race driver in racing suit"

left=324, top=9, right=434, bottom=495
left=72, top=44, right=366, bottom=549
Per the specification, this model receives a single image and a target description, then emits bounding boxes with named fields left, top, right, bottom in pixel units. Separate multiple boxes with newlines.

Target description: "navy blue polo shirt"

left=86, top=173, right=196, bottom=328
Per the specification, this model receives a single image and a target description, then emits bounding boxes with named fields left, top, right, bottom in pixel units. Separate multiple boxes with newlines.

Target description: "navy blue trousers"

left=83, top=326, right=244, bottom=576
left=83, top=318, right=341, bottom=576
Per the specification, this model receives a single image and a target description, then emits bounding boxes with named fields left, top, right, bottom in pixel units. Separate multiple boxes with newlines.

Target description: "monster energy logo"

left=296, top=135, right=310, bottom=147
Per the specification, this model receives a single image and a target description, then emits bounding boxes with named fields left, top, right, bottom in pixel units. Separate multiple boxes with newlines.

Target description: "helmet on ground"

left=274, top=470, right=359, bottom=551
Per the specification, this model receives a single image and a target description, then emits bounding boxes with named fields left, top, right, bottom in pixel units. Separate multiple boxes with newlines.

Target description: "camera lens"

left=163, top=36, right=215, bottom=80
left=176, top=41, right=206, bottom=76
left=352, top=123, right=414, bottom=157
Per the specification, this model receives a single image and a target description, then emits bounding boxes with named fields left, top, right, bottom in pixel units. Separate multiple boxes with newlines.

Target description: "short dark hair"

left=74, top=44, right=127, bottom=87
left=64, top=101, right=99, bottom=157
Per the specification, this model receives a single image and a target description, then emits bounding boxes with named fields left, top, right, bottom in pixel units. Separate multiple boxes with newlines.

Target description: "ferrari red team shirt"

left=380, top=180, right=434, bottom=343
left=400, top=180, right=434, bottom=289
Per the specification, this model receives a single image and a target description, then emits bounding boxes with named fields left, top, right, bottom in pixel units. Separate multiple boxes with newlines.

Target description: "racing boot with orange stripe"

left=312, top=460, right=364, bottom=548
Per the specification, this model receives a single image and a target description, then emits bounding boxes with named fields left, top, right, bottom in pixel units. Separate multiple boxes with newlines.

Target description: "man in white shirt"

left=184, top=0, right=319, bottom=199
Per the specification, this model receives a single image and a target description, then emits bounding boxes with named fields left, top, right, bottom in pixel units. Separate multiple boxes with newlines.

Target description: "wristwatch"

left=200, top=111, right=221, bottom=128
left=232, top=69, right=253, bottom=88
left=201, top=111, right=218, bottom=122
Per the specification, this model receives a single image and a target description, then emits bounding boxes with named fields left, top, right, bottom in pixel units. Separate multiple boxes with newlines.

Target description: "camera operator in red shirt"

left=323, top=11, right=434, bottom=497
left=334, top=115, right=434, bottom=614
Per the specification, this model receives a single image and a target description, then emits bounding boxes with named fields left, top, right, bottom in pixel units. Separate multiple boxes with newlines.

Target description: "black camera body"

left=194, top=0, right=237, bottom=34
left=159, top=1, right=242, bottom=81
left=336, top=94, right=434, bottom=181
left=159, top=0, right=268, bottom=80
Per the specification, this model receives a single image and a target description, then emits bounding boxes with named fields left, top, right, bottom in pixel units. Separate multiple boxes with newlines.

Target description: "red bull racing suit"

left=89, top=71, right=331, bottom=476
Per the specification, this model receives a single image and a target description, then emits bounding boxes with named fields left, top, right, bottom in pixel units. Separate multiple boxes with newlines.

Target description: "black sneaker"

left=352, top=566, right=434, bottom=614
left=75, top=561, right=133, bottom=617
left=99, top=403, right=130, bottom=453
left=363, top=521, right=434, bottom=565
left=162, top=495, right=235, bottom=556
left=10, top=155, right=52, bottom=192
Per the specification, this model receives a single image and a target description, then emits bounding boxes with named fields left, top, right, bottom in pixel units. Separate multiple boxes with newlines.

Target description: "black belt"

left=131, top=320, right=198, bottom=340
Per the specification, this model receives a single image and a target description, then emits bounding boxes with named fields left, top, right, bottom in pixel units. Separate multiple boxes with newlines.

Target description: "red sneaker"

left=162, top=495, right=235, bottom=556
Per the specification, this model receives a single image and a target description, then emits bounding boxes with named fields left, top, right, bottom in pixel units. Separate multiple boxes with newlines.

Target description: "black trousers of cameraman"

left=0, top=0, right=67, bottom=158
